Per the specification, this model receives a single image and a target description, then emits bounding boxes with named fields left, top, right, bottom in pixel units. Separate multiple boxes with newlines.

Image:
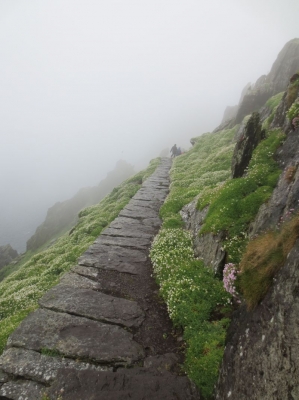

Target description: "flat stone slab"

left=79, top=245, right=147, bottom=275
left=46, top=368, right=200, bottom=400
left=39, top=285, right=145, bottom=328
left=95, top=235, right=149, bottom=250
left=0, top=348, right=110, bottom=384
left=0, top=379, right=45, bottom=400
left=71, top=265, right=100, bottom=279
left=142, top=217, right=162, bottom=227
left=78, top=251, right=144, bottom=275
left=7, top=309, right=144, bottom=365
left=132, top=192, right=164, bottom=204
left=109, top=218, right=157, bottom=234
left=124, top=200, right=161, bottom=212
left=59, top=272, right=102, bottom=290
left=102, top=226, right=153, bottom=239
left=119, top=206, right=158, bottom=220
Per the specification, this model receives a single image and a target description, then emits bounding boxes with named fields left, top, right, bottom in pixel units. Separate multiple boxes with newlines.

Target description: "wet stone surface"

left=0, top=158, right=201, bottom=399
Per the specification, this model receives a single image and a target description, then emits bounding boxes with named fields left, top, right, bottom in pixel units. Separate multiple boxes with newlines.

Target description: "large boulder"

left=180, top=200, right=226, bottom=276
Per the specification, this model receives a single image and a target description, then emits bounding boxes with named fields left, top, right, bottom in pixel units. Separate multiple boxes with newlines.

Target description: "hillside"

left=26, top=160, right=135, bottom=252
left=0, top=39, right=299, bottom=399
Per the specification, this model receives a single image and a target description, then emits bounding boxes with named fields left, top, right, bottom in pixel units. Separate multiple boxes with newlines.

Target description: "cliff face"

left=224, top=39, right=299, bottom=124
left=215, top=127, right=299, bottom=400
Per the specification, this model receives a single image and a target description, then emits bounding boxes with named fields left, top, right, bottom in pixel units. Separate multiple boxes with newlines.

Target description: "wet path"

left=0, top=158, right=200, bottom=400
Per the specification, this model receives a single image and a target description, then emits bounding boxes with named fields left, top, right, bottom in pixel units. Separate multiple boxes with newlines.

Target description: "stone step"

left=39, top=284, right=145, bottom=328
left=7, top=309, right=144, bottom=366
left=45, top=367, right=201, bottom=400
left=0, top=347, right=110, bottom=385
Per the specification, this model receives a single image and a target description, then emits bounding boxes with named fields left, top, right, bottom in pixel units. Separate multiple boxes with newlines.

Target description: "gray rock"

left=142, top=217, right=162, bottom=227
left=59, top=272, right=102, bottom=290
left=180, top=201, right=225, bottom=275
left=7, top=309, right=144, bottom=365
left=231, top=112, right=263, bottom=178
left=119, top=206, right=158, bottom=220
left=0, top=348, right=110, bottom=384
left=215, top=240, right=299, bottom=400
left=78, top=245, right=147, bottom=275
left=102, top=226, right=153, bottom=239
left=95, top=235, right=149, bottom=250
left=46, top=367, right=200, bottom=400
left=194, top=232, right=226, bottom=276
left=109, top=218, right=157, bottom=234
left=0, top=379, right=45, bottom=400
left=143, top=353, right=179, bottom=372
left=267, top=38, right=299, bottom=95
left=71, top=265, right=99, bottom=279
left=39, top=285, right=145, bottom=328
left=0, top=370, right=8, bottom=383
left=125, top=199, right=162, bottom=211
left=250, top=127, right=299, bottom=236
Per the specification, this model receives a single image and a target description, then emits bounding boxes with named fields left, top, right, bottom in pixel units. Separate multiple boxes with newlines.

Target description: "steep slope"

left=222, top=38, right=299, bottom=124
left=26, top=160, right=135, bottom=252
left=0, top=159, right=159, bottom=357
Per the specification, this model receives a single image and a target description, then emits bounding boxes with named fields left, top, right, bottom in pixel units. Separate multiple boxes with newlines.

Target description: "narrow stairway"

left=0, top=158, right=200, bottom=400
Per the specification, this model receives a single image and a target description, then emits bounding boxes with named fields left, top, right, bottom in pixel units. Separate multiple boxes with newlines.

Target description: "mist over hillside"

left=0, top=1, right=298, bottom=254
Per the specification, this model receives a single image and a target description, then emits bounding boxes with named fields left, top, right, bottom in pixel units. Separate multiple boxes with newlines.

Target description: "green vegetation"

left=287, top=99, right=299, bottom=121
left=199, top=129, right=285, bottom=263
left=150, top=127, right=237, bottom=398
left=0, top=158, right=160, bottom=354
left=239, top=211, right=299, bottom=309
left=262, top=92, right=284, bottom=130
left=266, top=92, right=284, bottom=110
left=286, top=74, right=299, bottom=108
left=150, top=229, right=230, bottom=399
left=150, top=123, right=285, bottom=397
left=160, top=127, right=237, bottom=229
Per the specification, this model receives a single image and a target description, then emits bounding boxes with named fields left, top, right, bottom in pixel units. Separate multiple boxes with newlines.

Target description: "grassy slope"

left=0, top=158, right=160, bottom=355
left=150, top=109, right=285, bottom=398
left=151, top=127, right=237, bottom=398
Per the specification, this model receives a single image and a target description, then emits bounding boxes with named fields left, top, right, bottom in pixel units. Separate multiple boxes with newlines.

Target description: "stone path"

left=0, top=158, right=200, bottom=400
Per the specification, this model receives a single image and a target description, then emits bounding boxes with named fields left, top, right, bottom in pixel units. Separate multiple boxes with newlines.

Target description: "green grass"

left=150, top=229, right=230, bottom=399
left=150, top=127, right=238, bottom=398
left=238, top=212, right=299, bottom=309
left=160, top=127, right=237, bottom=229
left=150, top=124, right=286, bottom=398
left=199, top=129, right=285, bottom=263
left=265, top=92, right=284, bottom=110
left=0, top=158, right=160, bottom=354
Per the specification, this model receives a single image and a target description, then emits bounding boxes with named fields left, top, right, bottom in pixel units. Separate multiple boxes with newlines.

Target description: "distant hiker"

left=170, top=144, right=177, bottom=158
left=176, top=147, right=182, bottom=156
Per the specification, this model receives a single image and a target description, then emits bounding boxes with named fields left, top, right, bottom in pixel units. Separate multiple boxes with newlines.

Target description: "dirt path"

left=0, top=158, right=200, bottom=400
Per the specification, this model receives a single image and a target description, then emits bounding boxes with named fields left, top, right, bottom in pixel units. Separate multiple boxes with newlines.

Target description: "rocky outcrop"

left=215, top=131, right=299, bottom=399
left=268, top=38, right=299, bottom=94
left=250, top=126, right=299, bottom=236
left=219, top=39, right=299, bottom=126
left=231, top=112, right=264, bottom=178
left=215, top=239, right=299, bottom=400
left=26, top=160, right=135, bottom=252
left=0, top=159, right=200, bottom=400
left=180, top=200, right=226, bottom=276
left=0, top=245, right=18, bottom=269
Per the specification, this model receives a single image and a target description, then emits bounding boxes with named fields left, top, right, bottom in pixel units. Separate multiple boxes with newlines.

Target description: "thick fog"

left=0, top=0, right=298, bottom=252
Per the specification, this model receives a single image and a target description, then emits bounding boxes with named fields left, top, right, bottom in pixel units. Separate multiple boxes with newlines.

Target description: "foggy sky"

left=1, top=0, right=299, bottom=251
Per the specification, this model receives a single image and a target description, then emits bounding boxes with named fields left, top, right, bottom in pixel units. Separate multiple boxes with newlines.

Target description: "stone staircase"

left=0, top=158, right=200, bottom=400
